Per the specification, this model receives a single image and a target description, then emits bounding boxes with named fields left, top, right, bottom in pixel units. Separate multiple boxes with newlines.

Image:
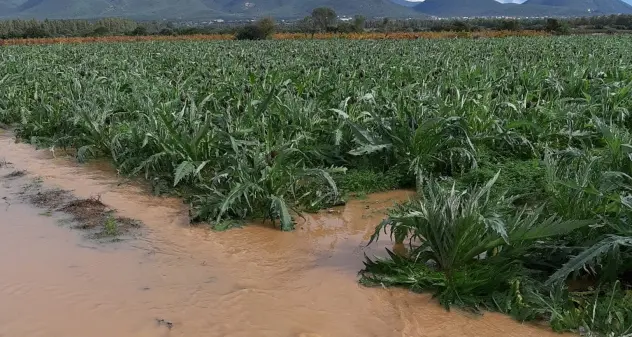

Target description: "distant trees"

left=298, top=16, right=316, bottom=37
left=353, top=15, right=366, bottom=32
left=0, top=18, right=138, bottom=39
left=545, top=18, right=569, bottom=35
left=91, top=26, right=109, bottom=36
left=257, top=17, right=275, bottom=37
left=337, top=15, right=366, bottom=34
left=311, top=7, right=337, bottom=33
left=22, top=25, right=49, bottom=38
left=159, top=28, right=175, bottom=36
left=130, top=26, right=148, bottom=36
left=299, top=7, right=349, bottom=37
left=381, top=17, right=392, bottom=35
left=430, top=20, right=477, bottom=33
left=235, top=17, right=275, bottom=40
left=499, top=19, right=521, bottom=31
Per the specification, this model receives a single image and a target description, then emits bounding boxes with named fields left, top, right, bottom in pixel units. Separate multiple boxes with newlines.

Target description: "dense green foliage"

left=2, top=36, right=632, bottom=334
left=235, top=17, right=276, bottom=40
left=0, top=18, right=141, bottom=39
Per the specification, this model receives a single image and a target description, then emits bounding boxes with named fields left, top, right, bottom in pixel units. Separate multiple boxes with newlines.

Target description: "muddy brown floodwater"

left=0, top=133, right=565, bottom=337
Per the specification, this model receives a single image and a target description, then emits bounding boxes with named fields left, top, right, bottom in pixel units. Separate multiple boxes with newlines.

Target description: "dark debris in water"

left=4, top=170, right=26, bottom=178
left=30, top=189, right=72, bottom=209
left=59, top=197, right=108, bottom=225
left=156, top=318, right=173, bottom=330
left=15, top=179, right=143, bottom=241
left=59, top=197, right=141, bottom=239
left=0, top=159, right=12, bottom=168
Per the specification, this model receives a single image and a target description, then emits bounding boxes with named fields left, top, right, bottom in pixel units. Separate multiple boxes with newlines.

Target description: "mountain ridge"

left=414, top=0, right=632, bottom=16
left=413, top=0, right=510, bottom=17
left=0, top=0, right=421, bottom=19
left=524, top=0, right=632, bottom=14
left=1, top=0, right=632, bottom=20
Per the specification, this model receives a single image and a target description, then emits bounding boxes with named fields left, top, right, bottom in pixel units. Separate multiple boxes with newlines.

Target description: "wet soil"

left=0, top=133, right=567, bottom=337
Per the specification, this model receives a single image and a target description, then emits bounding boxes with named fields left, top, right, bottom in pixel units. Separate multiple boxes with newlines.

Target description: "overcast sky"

left=406, top=0, right=632, bottom=4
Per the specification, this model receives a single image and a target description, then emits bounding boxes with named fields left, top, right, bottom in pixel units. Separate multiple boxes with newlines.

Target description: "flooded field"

left=0, top=134, right=564, bottom=337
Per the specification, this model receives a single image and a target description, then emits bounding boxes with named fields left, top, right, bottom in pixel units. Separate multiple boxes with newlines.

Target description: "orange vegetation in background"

left=1, top=30, right=549, bottom=46
left=277, top=30, right=549, bottom=40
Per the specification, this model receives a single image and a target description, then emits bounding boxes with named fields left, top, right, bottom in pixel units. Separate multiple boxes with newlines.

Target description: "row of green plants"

left=1, top=36, right=632, bottom=335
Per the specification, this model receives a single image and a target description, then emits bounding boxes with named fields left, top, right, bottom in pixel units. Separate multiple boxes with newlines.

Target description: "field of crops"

left=2, top=36, right=632, bottom=335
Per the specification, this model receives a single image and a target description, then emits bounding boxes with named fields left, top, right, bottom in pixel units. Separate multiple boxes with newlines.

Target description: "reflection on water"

left=0, top=135, right=563, bottom=337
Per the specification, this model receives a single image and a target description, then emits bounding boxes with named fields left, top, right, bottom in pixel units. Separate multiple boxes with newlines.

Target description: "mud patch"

left=14, top=174, right=141, bottom=241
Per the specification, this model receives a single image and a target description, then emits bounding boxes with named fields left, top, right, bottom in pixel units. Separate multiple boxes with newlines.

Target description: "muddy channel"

left=0, top=133, right=564, bottom=337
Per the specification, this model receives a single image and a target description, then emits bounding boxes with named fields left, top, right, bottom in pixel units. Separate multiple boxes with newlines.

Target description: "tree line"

left=235, top=8, right=366, bottom=40
left=2, top=10, right=632, bottom=40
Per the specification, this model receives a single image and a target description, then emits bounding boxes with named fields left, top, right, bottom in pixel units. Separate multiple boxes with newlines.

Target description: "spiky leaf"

left=174, top=161, right=196, bottom=187
left=270, top=195, right=294, bottom=231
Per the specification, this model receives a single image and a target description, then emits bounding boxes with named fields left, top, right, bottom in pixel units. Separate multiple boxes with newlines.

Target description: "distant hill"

left=0, top=0, right=421, bottom=19
left=524, top=0, right=632, bottom=14
left=413, top=0, right=512, bottom=16
left=412, top=0, right=632, bottom=16
left=1, top=0, right=632, bottom=20
left=0, top=0, right=218, bottom=19
left=485, top=4, right=588, bottom=16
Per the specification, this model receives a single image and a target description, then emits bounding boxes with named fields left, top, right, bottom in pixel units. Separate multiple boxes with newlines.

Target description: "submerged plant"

left=188, top=142, right=345, bottom=231
left=103, top=215, right=119, bottom=236
left=362, top=173, right=592, bottom=307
